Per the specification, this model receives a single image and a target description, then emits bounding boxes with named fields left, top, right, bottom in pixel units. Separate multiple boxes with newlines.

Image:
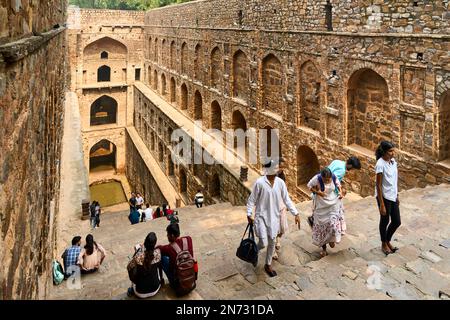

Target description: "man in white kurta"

left=246, top=160, right=300, bottom=277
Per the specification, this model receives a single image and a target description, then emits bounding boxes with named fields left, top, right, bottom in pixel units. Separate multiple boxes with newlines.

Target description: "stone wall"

left=0, top=1, right=67, bottom=299
left=67, top=8, right=144, bottom=179
left=143, top=0, right=450, bottom=200
left=133, top=87, right=251, bottom=206
left=0, top=1, right=66, bottom=44
left=125, top=130, right=168, bottom=206
left=145, top=0, right=449, bottom=34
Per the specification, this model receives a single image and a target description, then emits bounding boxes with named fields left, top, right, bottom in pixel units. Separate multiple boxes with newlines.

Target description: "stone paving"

left=49, top=184, right=450, bottom=300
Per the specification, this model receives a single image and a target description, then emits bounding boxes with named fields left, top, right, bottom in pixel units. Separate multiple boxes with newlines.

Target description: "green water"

left=89, top=181, right=126, bottom=207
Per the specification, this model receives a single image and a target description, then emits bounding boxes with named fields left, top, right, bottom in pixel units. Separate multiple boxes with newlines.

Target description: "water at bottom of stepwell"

left=89, top=180, right=126, bottom=208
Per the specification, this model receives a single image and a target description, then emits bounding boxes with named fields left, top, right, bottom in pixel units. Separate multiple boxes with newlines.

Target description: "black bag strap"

left=248, top=223, right=255, bottom=240
left=241, top=223, right=250, bottom=240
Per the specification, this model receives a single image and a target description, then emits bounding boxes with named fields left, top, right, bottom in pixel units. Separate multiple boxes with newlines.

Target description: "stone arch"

left=151, top=132, right=155, bottom=151
left=161, top=73, right=167, bottom=96
left=158, top=141, right=164, bottom=162
left=154, top=38, right=159, bottom=62
left=148, top=36, right=152, bottom=59
left=181, top=42, right=188, bottom=75
left=300, top=61, right=321, bottom=131
left=260, top=125, right=280, bottom=160
left=232, top=110, right=248, bottom=158
left=210, top=46, right=223, bottom=90
left=89, top=139, right=117, bottom=172
left=179, top=168, right=188, bottom=193
left=181, top=83, right=188, bottom=110
left=210, top=173, right=221, bottom=198
left=161, top=39, right=167, bottom=66
left=233, top=50, right=250, bottom=101
left=147, top=66, right=152, bottom=85
left=210, top=101, right=222, bottom=130
left=83, top=36, right=127, bottom=60
left=262, top=54, right=283, bottom=115
left=168, top=154, right=175, bottom=176
left=97, top=65, right=111, bottom=82
left=347, top=68, right=391, bottom=151
left=153, top=69, right=158, bottom=90
left=296, top=145, right=320, bottom=188
left=194, top=43, right=203, bottom=82
left=170, top=40, right=176, bottom=69
left=170, top=77, right=176, bottom=103
left=100, top=51, right=108, bottom=59
left=194, top=90, right=203, bottom=120
left=90, top=95, right=117, bottom=126
left=439, top=90, right=450, bottom=161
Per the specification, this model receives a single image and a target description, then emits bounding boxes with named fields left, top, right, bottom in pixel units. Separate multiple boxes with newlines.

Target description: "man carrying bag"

left=245, top=158, right=301, bottom=277
left=236, top=222, right=259, bottom=267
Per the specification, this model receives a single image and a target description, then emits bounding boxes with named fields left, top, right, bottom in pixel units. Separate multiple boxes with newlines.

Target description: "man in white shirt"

left=136, top=193, right=144, bottom=210
left=194, top=190, right=204, bottom=208
left=246, top=159, right=301, bottom=277
left=142, top=203, right=153, bottom=222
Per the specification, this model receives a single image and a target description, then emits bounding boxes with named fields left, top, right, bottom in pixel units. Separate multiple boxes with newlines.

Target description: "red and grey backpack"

left=171, top=238, right=196, bottom=296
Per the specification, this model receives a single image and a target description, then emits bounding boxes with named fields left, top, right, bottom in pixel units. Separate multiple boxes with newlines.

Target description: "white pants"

left=258, top=236, right=276, bottom=266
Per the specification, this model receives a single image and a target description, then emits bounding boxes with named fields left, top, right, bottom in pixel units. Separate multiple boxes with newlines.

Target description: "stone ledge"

left=0, top=26, right=66, bottom=63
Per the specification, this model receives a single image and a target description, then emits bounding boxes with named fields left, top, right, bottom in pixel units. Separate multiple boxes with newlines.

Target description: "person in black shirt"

left=127, top=232, right=163, bottom=298
left=129, top=192, right=137, bottom=214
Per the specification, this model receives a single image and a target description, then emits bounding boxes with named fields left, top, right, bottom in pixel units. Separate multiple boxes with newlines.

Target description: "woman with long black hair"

left=127, top=232, right=163, bottom=298
left=375, top=141, right=401, bottom=256
left=77, top=234, right=106, bottom=273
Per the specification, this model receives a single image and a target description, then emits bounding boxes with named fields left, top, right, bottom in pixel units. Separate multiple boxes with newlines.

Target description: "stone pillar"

left=81, top=199, right=90, bottom=220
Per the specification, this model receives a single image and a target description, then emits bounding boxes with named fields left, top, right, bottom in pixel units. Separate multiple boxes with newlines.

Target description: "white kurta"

left=247, top=176, right=299, bottom=245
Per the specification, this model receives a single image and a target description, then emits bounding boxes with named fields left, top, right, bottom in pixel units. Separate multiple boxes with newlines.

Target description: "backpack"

left=52, top=260, right=65, bottom=285
left=171, top=238, right=196, bottom=296
left=236, top=223, right=258, bottom=267
left=317, top=173, right=338, bottom=192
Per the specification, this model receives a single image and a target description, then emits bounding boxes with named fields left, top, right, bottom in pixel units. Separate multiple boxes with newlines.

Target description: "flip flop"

left=390, top=247, right=399, bottom=253
left=382, top=249, right=392, bottom=256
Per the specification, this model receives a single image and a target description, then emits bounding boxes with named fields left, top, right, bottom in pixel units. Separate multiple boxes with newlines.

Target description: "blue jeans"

left=161, top=256, right=176, bottom=287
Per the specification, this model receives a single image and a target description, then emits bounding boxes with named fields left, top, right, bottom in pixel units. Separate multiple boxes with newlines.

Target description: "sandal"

left=382, top=248, right=392, bottom=256
left=264, top=265, right=277, bottom=277
left=320, top=250, right=328, bottom=257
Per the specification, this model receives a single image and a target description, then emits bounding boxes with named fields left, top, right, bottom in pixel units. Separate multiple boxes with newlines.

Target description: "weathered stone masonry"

left=143, top=0, right=450, bottom=200
left=67, top=8, right=145, bottom=180
left=0, top=1, right=67, bottom=299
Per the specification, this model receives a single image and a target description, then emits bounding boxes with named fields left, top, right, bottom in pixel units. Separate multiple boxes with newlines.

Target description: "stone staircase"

left=49, top=184, right=450, bottom=300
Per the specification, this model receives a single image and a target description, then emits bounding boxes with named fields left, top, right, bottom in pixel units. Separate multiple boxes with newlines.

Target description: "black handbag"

left=236, top=223, right=259, bottom=267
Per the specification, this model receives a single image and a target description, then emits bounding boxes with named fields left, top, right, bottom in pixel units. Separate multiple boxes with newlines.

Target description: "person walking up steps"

left=308, top=168, right=343, bottom=257
left=375, top=141, right=401, bottom=256
left=307, top=156, right=362, bottom=234
left=273, top=157, right=289, bottom=261
left=246, top=158, right=301, bottom=277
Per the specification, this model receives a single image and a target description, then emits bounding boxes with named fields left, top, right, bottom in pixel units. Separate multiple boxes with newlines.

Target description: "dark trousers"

left=195, top=202, right=203, bottom=208
left=161, top=255, right=176, bottom=288
left=377, top=197, right=401, bottom=242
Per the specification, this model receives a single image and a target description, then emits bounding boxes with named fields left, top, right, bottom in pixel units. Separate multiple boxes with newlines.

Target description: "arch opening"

left=97, top=65, right=111, bottom=82
left=347, top=68, right=391, bottom=151
left=90, top=95, right=117, bottom=126
left=90, top=140, right=117, bottom=172
left=296, top=145, right=320, bottom=190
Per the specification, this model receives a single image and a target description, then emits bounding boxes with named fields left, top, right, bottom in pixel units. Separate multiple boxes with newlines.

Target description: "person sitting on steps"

left=77, top=234, right=106, bottom=274
left=157, top=223, right=197, bottom=296
left=127, top=232, right=164, bottom=299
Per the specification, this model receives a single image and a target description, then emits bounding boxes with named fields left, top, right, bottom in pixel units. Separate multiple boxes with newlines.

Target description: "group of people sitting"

left=126, top=223, right=197, bottom=298
left=61, top=234, right=106, bottom=277
left=128, top=192, right=178, bottom=225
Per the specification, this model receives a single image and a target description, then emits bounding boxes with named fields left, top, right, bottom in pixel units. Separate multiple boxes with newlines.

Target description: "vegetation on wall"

left=69, top=0, right=193, bottom=10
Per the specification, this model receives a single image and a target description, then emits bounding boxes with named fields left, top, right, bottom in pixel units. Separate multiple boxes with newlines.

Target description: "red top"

left=158, top=236, right=194, bottom=273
